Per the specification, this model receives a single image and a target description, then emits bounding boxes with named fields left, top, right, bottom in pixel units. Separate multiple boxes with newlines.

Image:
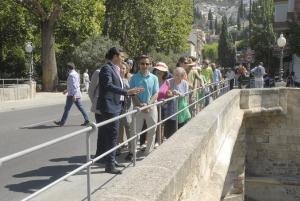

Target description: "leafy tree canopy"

left=103, top=0, right=193, bottom=57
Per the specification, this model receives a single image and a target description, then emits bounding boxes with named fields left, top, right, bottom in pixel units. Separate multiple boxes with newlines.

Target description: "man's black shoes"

left=81, top=121, right=90, bottom=126
left=125, top=153, right=133, bottom=161
left=54, top=121, right=64, bottom=126
left=105, top=166, right=122, bottom=174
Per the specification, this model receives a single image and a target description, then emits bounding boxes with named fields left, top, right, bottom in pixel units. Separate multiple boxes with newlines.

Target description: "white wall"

left=293, top=54, right=300, bottom=82
left=275, top=3, right=288, bottom=22
left=288, top=0, right=295, bottom=12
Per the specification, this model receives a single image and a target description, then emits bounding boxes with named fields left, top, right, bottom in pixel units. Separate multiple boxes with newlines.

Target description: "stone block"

left=287, top=136, right=300, bottom=144
left=269, top=136, right=287, bottom=145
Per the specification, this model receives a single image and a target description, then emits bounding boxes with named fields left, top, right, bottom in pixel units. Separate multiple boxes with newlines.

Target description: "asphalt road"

left=0, top=101, right=99, bottom=201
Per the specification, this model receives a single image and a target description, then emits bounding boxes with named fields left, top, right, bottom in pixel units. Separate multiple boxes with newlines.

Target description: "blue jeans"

left=60, top=96, right=89, bottom=125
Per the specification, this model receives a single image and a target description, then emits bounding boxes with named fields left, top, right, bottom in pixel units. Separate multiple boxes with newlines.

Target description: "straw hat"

left=153, top=62, right=168, bottom=72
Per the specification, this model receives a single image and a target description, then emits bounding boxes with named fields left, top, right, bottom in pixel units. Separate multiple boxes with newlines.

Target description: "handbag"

left=178, top=97, right=191, bottom=124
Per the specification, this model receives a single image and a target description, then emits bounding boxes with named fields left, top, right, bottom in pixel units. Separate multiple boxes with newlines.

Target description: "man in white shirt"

left=226, top=68, right=235, bottom=90
left=54, top=62, right=90, bottom=126
left=83, top=69, right=90, bottom=92
left=251, top=62, right=266, bottom=88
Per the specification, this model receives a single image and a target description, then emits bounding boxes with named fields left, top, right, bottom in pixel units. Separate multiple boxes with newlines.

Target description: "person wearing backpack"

left=251, top=62, right=266, bottom=88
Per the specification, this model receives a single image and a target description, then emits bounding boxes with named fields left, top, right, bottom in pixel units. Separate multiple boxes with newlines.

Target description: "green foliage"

left=202, top=42, right=218, bottom=63
left=0, top=0, right=105, bottom=82
left=237, top=0, right=245, bottom=30
left=55, top=0, right=105, bottom=78
left=71, top=35, right=121, bottom=75
left=103, top=0, right=193, bottom=57
left=249, top=0, right=275, bottom=68
left=288, top=15, right=300, bottom=57
left=149, top=50, right=184, bottom=71
left=0, top=0, right=36, bottom=78
left=218, top=16, right=235, bottom=67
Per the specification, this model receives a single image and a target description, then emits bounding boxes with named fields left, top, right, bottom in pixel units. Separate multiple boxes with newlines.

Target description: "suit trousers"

left=95, top=112, right=120, bottom=166
left=135, top=106, right=157, bottom=155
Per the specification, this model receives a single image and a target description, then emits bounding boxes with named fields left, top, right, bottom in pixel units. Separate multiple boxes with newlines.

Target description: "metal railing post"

left=16, top=79, right=19, bottom=100
left=175, top=96, right=179, bottom=131
left=2, top=79, right=4, bottom=102
left=86, top=123, right=96, bottom=201
left=158, top=103, right=162, bottom=145
left=132, top=112, right=137, bottom=166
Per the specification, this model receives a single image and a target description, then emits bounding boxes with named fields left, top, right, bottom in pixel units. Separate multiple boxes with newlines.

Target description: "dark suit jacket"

left=96, top=62, right=128, bottom=114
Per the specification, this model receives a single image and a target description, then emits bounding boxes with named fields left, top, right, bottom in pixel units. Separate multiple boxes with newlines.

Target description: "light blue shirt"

left=130, top=72, right=159, bottom=104
left=213, top=69, right=222, bottom=83
left=67, top=70, right=81, bottom=98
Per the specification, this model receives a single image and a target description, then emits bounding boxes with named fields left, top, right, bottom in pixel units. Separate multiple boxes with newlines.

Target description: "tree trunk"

left=41, top=20, right=58, bottom=91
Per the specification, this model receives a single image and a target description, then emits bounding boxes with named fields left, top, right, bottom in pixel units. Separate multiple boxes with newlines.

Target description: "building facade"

left=274, top=0, right=300, bottom=83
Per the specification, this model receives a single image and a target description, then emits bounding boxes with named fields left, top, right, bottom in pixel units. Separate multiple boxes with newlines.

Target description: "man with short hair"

left=128, top=55, right=159, bottom=159
left=211, top=63, right=223, bottom=98
left=201, top=60, right=213, bottom=105
left=251, top=62, right=266, bottom=88
left=54, top=62, right=90, bottom=126
left=83, top=69, right=90, bottom=92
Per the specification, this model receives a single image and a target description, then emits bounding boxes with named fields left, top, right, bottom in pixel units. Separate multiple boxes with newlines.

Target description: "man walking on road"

left=251, top=62, right=266, bottom=88
left=83, top=69, right=90, bottom=92
left=54, top=62, right=90, bottom=126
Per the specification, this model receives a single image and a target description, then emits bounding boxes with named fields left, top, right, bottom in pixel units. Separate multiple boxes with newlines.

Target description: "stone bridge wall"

left=244, top=89, right=300, bottom=201
left=33, top=88, right=300, bottom=201
left=0, top=81, right=36, bottom=102
left=91, top=89, right=245, bottom=201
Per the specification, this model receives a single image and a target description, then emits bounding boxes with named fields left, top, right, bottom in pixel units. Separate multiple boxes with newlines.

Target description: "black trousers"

left=95, top=113, right=119, bottom=166
left=230, top=79, right=234, bottom=90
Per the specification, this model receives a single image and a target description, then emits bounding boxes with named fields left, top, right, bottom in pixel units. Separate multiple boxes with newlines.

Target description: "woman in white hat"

left=152, top=62, right=170, bottom=147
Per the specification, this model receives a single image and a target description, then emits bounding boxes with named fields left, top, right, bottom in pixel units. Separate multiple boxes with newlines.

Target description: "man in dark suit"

left=96, top=47, right=143, bottom=174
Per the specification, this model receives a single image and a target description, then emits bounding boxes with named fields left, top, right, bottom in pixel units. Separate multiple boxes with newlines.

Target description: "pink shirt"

left=157, top=81, right=169, bottom=101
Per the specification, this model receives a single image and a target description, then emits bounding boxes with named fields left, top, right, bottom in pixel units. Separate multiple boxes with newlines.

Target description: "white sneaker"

left=154, top=143, right=159, bottom=149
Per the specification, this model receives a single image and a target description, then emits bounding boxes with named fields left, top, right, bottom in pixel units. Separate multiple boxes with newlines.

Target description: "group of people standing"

left=54, top=47, right=231, bottom=175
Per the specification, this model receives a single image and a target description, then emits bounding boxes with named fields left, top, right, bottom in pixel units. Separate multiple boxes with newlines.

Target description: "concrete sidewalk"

left=0, top=92, right=89, bottom=113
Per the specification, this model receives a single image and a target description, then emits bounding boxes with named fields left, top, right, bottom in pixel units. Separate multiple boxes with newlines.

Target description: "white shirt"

left=83, top=72, right=90, bottom=83
left=67, top=70, right=81, bottom=98
left=111, top=63, right=124, bottom=101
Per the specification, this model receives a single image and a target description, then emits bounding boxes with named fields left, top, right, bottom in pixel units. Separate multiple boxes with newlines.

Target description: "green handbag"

left=178, top=97, right=191, bottom=124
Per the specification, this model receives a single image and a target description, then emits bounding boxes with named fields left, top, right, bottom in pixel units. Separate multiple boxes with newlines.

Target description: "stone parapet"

left=32, top=88, right=300, bottom=201
left=0, top=81, right=36, bottom=102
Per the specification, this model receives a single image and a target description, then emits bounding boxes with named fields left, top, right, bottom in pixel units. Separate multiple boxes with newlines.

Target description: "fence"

left=0, top=79, right=231, bottom=201
left=0, top=78, right=33, bottom=101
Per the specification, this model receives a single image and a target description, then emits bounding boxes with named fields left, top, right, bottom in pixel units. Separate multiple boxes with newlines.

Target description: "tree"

left=215, top=17, right=221, bottom=35
left=0, top=0, right=31, bottom=78
left=288, top=14, right=300, bottom=57
left=237, top=0, right=244, bottom=30
left=249, top=0, right=275, bottom=70
left=103, top=0, right=193, bottom=57
left=218, top=16, right=235, bottom=67
left=202, top=42, right=218, bottom=63
left=208, top=9, right=214, bottom=31
left=15, top=0, right=104, bottom=91
left=72, top=35, right=121, bottom=74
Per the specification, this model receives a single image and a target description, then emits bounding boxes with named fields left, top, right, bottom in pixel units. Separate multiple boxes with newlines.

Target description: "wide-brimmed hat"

left=153, top=62, right=168, bottom=72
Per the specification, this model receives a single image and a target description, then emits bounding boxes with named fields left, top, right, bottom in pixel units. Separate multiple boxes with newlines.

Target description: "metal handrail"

left=0, top=79, right=231, bottom=201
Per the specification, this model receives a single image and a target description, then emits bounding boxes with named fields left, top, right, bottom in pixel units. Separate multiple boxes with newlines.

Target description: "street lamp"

left=25, top=42, right=33, bottom=81
left=277, top=34, right=286, bottom=83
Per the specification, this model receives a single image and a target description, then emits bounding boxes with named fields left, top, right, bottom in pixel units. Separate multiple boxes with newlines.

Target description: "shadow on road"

left=20, top=124, right=79, bottom=129
left=5, top=165, right=79, bottom=193
left=50, top=155, right=86, bottom=163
